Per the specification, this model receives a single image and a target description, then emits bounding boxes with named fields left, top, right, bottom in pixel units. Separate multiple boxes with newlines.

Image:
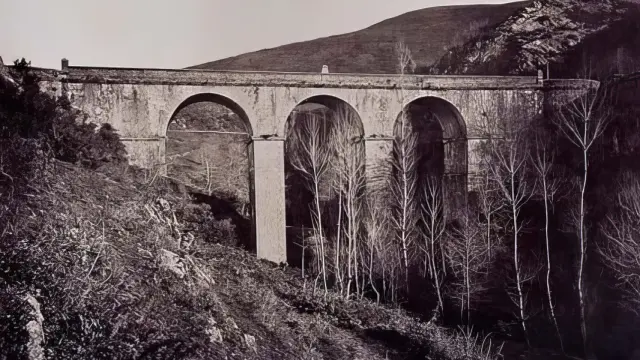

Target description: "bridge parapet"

left=23, top=65, right=597, bottom=93
left=59, top=66, right=543, bottom=90
left=16, top=65, right=599, bottom=91
left=541, top=79, right=600, bottom=90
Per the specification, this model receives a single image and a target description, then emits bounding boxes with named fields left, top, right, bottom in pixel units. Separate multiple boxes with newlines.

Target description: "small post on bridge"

left=537, top=69, right=544, bottom=83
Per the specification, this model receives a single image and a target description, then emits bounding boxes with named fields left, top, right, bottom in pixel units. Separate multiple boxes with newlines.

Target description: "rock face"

left=0, top=63, right=17, bottom=88
left=158, top=249, right=187, bottom=278
left=0, top=56, right=6, bottom=77
left=432, top=0, right=628, bottom=75
left=24, top=294, right=45, bottom=360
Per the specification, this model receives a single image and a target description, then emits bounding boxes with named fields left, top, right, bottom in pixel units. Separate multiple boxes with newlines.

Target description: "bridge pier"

left=252, top=138, right=287, bottom=263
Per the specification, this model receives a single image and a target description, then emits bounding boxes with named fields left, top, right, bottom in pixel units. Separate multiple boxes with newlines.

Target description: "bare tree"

left=531, top=131, right=564, bottom=351
left=287, top=112, right=333, bottom=295
left=598, top=172, right=640, bottom=313
left=358, top=137, right=398, bottom=303
left=421, top=176, right=447, bottom=316
left=329, top=104, right=366, bottom=299
left=553, top=77, right=610, bottom=355
left=389, top=40, right=419, bottom=289
left=475, top=168, right=505, bottom=261
left=446, top=210, right=489, bottom=325
left=389, top=122, right=419, bottom=289
left=479, top=106, right=536, bottom=346
left=362, top=193, right=391, bottom=304
left=395, top=40, right=417, bottom=76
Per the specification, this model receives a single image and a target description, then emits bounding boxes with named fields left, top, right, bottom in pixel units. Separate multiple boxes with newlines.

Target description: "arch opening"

left=166, top=93, right=254, bottom=248
left=393, top=96, right=468, bottom=217
left=283, top=95, right=366, bottom=280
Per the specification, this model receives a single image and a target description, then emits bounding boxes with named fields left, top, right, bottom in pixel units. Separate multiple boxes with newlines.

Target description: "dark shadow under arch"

left=402, top=96, right=466, bottom=140
left=283, top=95, right=366, bottom=268
left=284, top=94, right=365, bottom=138
left=395, top=96, right=468, bottom=216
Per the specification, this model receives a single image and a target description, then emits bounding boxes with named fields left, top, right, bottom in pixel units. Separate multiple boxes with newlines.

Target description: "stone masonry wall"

left=24, top=65, right=596, bottom=263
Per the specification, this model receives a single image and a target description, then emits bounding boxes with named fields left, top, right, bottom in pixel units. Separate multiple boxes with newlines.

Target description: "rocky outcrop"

left=0, top=56, right=7, bottom=77
left=0, top=61, right=18, bottom=88
left=432, top=0, right=628, bottom=75
left=24, top=294, right=45, bottom=360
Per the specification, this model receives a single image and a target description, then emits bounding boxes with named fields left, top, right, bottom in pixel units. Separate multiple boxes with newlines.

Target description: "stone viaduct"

left=29, top=60, right=596, bottom=264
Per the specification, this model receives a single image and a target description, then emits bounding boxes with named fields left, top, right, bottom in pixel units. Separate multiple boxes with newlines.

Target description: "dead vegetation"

left=0, top=159, right=502, bottom=359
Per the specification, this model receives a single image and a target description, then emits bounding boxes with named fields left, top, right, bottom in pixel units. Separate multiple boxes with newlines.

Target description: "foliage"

left=1, top=59, right=127, bottom=173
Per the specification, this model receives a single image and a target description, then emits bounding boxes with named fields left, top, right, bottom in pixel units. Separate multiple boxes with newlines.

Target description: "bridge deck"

left=14, top=62, right=598, bottom=91
left=58, top=65, right=542, bottom=90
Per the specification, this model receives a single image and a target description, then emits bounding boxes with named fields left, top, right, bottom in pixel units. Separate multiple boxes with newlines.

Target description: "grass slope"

left=189, top=1, right=530, bottom=74
left=1, top=159, right=499, bottom=359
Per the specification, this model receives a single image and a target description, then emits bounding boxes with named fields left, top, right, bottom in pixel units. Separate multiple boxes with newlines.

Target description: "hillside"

left=431, top=0, right=640, bottom=77
left=2, top=160, right=495, bottom=359
left=189, top=1, right=530, bottom=73
left=191, top=0, right=640, bottom=78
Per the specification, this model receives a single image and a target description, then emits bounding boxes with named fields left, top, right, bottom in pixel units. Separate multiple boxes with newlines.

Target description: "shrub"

left=0, top=58, right=127, bottom=173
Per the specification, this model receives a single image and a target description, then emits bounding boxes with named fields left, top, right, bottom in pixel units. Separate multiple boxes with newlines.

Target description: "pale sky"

left=1, top=0, right=513, bottom=70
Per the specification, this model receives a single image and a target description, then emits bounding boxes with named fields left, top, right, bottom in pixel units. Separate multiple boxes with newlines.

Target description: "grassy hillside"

left=189, top=1, right=530, bottom=73
left=3, top=160, right=500, bottom=359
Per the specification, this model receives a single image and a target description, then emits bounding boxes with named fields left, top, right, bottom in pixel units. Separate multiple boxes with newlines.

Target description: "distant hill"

left=189, top=1, right=531, bottom=74
left=191, top=0, right=640, bottom=79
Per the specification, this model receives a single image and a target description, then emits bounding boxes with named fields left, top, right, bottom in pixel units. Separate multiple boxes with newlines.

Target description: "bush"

left=0, top=58, right=127, bottom=174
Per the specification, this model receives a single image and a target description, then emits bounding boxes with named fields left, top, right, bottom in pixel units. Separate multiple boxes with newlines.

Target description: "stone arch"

left=395, top=96, right=468, bottom=215
left=165, top=92, right=255, bottom=248
left=402, top=95, right=467, bottom=140
left=281, top=94, right=363, bottom=137
left=283, top=94, right=366, bottom=267
left=165, top=93, right=253, bottom=137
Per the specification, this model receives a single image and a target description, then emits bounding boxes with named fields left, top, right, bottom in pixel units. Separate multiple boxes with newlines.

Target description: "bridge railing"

left=9, top=60, right=598, bottom=91
left=55, top=65, right=544, bottom=90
